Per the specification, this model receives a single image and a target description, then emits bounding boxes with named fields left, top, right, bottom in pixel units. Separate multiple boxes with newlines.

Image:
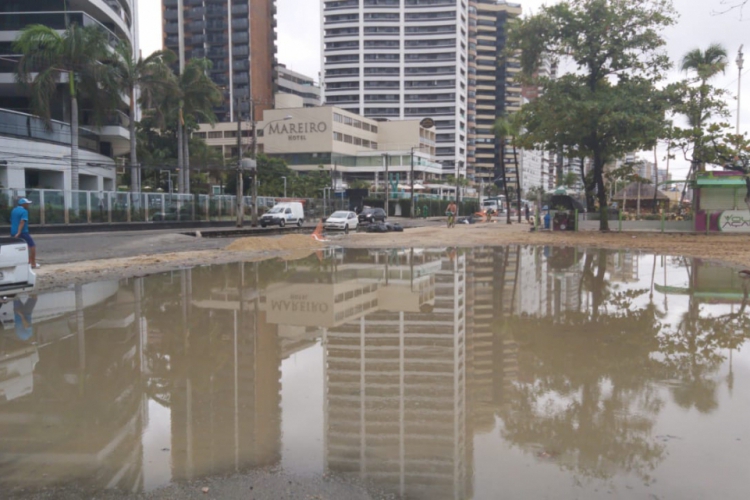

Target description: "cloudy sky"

left=138, top=0, right=748, bottom=177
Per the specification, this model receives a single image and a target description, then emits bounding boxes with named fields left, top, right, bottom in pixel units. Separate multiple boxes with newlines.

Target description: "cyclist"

left=446, top=201, right=457, bottom=228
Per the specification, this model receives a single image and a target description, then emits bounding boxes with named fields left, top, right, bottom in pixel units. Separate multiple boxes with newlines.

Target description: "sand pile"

left=226, top=234, right=323, bottom=252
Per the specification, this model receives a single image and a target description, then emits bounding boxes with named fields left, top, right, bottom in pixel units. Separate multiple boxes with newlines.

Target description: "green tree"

left=112, top=41, right=175, bottom=193
left=14, top=23, right=119, bottom=191
left=494, top=115, right=524, bottom=222
left=492, top=117, right=515, bottom=224
left=508, top=0, right=675, bottom=230
left=176, top=59, right=223, bottom=194
left=670, top=44, right=730, bottom=205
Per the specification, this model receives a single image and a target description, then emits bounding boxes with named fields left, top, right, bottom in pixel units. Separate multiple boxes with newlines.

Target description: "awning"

left=695, top=177, right=746, bottom=187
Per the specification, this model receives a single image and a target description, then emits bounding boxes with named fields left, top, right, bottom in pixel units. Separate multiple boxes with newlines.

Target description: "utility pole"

left=251, top=99, right=259, bottom=227
left=410, top=147, right=416, bottom=218
left=235, top=96, right=244, bottom=227
left=737, top=45, right=744, bottom=136
left=383, top=153, right=389, bottom=217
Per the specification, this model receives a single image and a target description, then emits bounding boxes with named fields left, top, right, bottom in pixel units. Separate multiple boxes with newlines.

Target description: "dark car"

left=358, top=207, right=386, bottom=224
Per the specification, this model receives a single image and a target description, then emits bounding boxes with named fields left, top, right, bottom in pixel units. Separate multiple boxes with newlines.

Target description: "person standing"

left=524, top=203, right=531, bottom=223
left=11, top=198, right=38, bottom=268
left=446, top=201, right=457, bottom=228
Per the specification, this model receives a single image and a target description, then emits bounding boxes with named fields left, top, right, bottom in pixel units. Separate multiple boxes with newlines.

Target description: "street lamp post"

left=234, top=103, right=293, bottom=228
left=737, top=45, right=744, bottom=137
left=159, top=169, right=174, bottom=194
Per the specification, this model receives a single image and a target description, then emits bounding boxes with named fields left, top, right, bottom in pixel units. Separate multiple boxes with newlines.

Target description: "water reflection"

left=0, top=247, right=748, bottom=498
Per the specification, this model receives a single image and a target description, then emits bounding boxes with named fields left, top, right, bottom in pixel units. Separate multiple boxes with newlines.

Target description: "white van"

left=259, top=202, right=305, bottom=228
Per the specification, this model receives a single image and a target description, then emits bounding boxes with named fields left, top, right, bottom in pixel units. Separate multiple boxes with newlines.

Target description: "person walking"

left=446, top=201, right=457, bottom=228
left=524, top=203, right=531, bottom=223
left=11, top=198, right=38, bottom=268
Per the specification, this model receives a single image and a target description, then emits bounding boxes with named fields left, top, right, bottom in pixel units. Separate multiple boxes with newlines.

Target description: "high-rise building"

left=163, top=0, right=277, bottom=122
left=0, top=0, right=136, bottom=191
left=321, top=0, right=470, bottom=176
left=467, top=1, right=522, bottom=186
left=276, top=64, right=322, bottom=107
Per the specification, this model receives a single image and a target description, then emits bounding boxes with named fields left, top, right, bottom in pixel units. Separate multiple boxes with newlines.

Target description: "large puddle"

left=1, top=247, right=749, bottom=499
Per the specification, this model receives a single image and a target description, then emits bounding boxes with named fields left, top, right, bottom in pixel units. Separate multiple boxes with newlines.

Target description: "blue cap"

left=17, top=198, right=32, bottom=205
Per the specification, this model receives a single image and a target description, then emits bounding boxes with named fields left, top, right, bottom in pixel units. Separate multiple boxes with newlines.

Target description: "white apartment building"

left=0, top=0, right=137, bottom=191
left=320, top=0, right=469, bottom=177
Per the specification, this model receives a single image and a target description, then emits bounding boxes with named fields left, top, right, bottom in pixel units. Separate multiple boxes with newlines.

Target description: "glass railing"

left=0, top=189, right=348, bottom=226
left=0, top=109, right=101, bottom=153
left=0, top=12, right=121, bottom=47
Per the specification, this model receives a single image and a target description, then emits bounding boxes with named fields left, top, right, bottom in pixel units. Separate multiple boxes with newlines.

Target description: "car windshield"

left=268, top=206, right=284, bottom=214
left=330, top=211, right=349, bottom=218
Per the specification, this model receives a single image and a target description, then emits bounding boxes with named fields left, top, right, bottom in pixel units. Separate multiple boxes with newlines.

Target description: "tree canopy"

left=508, top=0, right=676, bottom=229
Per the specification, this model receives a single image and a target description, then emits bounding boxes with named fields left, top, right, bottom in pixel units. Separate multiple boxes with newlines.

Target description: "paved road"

left=32, top=218, right=443, bottom=265
left=34, top=227, right=232, bottom=265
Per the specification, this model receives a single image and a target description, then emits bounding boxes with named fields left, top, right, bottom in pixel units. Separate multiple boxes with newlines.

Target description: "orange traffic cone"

left=312, top=220, right=327, bottom=242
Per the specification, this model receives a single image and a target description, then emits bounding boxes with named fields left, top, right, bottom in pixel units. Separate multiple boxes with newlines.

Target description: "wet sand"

left=34, top=223, right=750, bottom=291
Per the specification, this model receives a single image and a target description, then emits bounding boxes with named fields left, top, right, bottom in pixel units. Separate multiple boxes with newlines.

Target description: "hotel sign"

left=267, top=121, right=328, bottom=142
left=719, top=210, right=750, bottom=232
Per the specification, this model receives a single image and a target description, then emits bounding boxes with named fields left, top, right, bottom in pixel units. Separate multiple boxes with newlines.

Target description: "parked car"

left=151, top=207, right=193, bottom=221
left=259, top=202, right=305, bottom=228
left=358, top=207, right=386, bottom=224
left=325, top=211, right=358, bottom=233
left=0, top=237, right=36, bottom=299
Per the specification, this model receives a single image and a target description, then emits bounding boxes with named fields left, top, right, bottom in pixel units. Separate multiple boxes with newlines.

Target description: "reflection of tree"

left=658, top=279, right=750, bottom=413
left=500, top=302, right=666, bottom=482
left=498, top=249, right=750, bottom=482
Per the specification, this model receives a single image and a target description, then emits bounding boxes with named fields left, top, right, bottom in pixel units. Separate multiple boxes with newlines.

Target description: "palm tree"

left=681, top=44, right=728, bottom=170
left=112, top=41, right=176, bottom=194
left=176, top=59, right=222, bottom=194
left=493, top=116, right=517, bottom=224
left=14, top=23, right=119, bottom=191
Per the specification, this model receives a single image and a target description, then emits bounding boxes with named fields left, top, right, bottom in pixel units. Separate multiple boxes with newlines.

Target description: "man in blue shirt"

left=10, top=198, right=37, bottom=268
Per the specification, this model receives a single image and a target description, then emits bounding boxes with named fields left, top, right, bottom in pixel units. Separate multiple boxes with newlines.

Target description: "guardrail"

left=0, top=189, right=350, bottom=226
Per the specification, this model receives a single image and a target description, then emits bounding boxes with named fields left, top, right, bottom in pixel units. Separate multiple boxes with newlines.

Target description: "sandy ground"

left=33, top=223, right=750, bottom=291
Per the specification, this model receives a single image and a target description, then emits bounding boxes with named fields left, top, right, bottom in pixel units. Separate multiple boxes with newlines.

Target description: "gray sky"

left=137, top=0, right=748, bottom=177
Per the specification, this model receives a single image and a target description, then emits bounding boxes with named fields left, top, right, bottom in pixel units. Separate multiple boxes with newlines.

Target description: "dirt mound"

left=226, top=234, right=323, bottom=252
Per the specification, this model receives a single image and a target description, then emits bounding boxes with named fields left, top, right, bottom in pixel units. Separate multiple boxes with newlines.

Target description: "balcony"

left=0, top=108, right=101, bottom=154
left=0, top=12, right=120, bottom=47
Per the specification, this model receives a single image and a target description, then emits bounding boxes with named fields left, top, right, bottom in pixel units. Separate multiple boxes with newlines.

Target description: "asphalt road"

left=32, top=218, right=443, bottom=265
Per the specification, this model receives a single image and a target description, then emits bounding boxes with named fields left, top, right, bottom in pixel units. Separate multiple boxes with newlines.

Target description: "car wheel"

left=297, top=219, right=303, bottom=227
left=260, top=222, right=267, bottom=228
left=344, top=225, right=349, bottom=234
left=279, top=219, right=286, bottom=228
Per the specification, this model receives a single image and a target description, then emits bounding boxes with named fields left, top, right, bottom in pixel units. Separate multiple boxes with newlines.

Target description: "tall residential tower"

left=321, top=0, right=470, bottom=176
left=163, top=0, right=278, bottom=122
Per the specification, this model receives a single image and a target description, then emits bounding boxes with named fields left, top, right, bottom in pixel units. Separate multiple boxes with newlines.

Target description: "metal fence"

left=0, top=189, right=351, bottom=226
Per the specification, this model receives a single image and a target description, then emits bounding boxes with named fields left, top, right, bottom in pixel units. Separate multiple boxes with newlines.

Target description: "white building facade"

left=0, top=0, right=137, bottom=191
left=321, top=0, right=469, bottom=178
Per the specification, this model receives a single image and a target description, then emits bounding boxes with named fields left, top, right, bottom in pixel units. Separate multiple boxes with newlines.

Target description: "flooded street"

left=1, top=246, right=749, bottom=499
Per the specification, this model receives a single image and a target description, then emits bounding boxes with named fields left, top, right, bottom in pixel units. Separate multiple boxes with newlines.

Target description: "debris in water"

left=202, top=487, right=209, bottom=494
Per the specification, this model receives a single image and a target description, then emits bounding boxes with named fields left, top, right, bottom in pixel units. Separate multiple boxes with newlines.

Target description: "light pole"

left=409, top=146, right=422, bottom=218
left=737, top=45, right=744, bottom=137
left=235, top=104, right=292, bottom=228
left=159, top=169, right=174, bottom=194
left=382, top=153, right=389, bottom=217
left=281, top=176, right=287, bottom=198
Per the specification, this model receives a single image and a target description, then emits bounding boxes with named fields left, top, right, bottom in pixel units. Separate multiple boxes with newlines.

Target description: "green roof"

left=695, top=177, right=746, bottom=187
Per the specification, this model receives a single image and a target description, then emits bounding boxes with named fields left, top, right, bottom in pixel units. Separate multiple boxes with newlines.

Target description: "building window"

left=208, top=131, right=222, bottom=139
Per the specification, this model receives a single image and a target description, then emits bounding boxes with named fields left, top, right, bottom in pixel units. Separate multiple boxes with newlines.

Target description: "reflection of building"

left=324, top=252, right=470, bottom=500
left=0, top=284, right=145, bottom=491
left=172, top=266, right=282, bottom=480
